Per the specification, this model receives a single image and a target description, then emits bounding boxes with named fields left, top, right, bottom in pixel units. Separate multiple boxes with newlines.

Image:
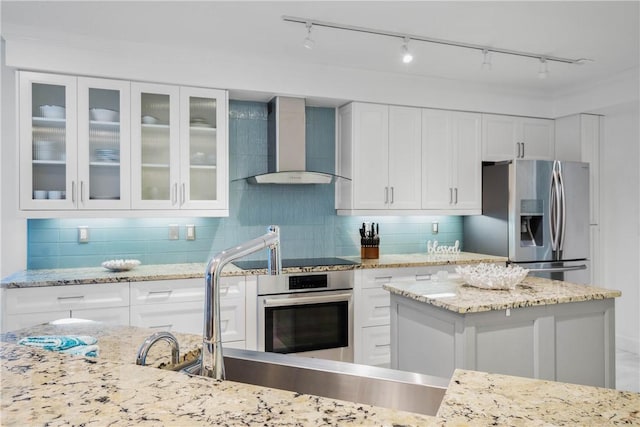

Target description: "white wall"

left=600, top=103, right=640, bottom=354
left=0, top=41, right=26, bottom=277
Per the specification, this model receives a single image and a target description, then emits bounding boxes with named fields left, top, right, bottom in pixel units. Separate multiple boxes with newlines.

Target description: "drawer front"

left=72, top=306, right=129, bottom=326
left=361, top=288, right=391, bottom=327
left=130, top=301, right=203, bottom=335
left=361, top=325, right=391, bottom=367
left=3, top=310, right=70, bottom=332
left=131, top=279, right=203, bottom=305
left=361, top=266, right=457, bottom=289
left=4, top=283, right=130, bottom=314
left=130, top=277, right=244, bottom=305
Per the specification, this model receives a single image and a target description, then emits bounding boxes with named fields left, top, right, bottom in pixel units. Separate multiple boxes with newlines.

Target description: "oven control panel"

left=289, top=274, right=328, bottom=290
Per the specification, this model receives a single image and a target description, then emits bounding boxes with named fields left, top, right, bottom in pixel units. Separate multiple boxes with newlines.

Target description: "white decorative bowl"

left=39, top=105, right=66, bottom=119
left=141, top=115, right=158, bottom=124
left=90, top=108, right=119, bottom=122
left=456, top=263, right=528, bottom=290
left=102, top=259, right=141, bottom=272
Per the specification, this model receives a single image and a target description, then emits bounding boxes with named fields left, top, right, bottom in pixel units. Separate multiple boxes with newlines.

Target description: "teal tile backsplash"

left=27, top=101, right=463, bottom=269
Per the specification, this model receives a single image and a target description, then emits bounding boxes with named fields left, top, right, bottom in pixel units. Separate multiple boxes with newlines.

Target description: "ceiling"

left=2, top=1, right=639, bottom=97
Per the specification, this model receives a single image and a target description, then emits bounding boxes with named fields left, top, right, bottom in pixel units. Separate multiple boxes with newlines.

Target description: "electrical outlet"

left=186, top=224, right=196, bottom=240
left=431, top=221, right=439, bottom=234
left=78, top=226, right=89, bottom=243
left=169, top=224, right=179, bottom=240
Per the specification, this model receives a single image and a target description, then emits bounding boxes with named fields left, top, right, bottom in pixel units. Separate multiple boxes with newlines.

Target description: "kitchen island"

left=2, top=321, right=638, bottom=426
left=384, top=276, right=621, bottom=388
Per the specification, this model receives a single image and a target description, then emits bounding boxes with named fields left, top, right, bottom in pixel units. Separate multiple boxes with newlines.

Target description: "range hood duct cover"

left=247, top=97, right=340, bottom=184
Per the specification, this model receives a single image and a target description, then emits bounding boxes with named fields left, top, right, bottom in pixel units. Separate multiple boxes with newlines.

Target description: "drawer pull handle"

left=147, top=291, right=172, bottom=297
left=374, top=276, right=393, bottom=282
left=374, top=305, right=390, bottom=310
left=374, top=343, right=390, bottom=348
left=415, top=274, right=432, bottom=281
left=57, top=296, right=84, bottom=301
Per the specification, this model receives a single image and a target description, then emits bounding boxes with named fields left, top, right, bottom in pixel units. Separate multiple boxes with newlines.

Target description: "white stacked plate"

left=39, top=105, right=65, bottom=119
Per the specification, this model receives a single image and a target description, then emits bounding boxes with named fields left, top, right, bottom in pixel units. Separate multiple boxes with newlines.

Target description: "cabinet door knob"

left=522, top=142, right=525, bottom=158
left=454, top=187, right=458, bottom=204
left=181, top=183, right=186, bottom=205
left=390, top=187, right=394, bottom=204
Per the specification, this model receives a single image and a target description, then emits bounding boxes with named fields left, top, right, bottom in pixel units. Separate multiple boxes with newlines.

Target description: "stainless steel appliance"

left=464, top=160, right=590, bottom=284
left=256, top=270, right=354, bottom=362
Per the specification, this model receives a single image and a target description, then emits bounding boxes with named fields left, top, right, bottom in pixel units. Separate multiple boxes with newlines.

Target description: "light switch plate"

left=186, top=224, right=196, bottom=240
left=169, top=224, right=179, bottom=240
left=78, top=226, right=89, bottom=243
left=431, top=221, right=439, bottom=234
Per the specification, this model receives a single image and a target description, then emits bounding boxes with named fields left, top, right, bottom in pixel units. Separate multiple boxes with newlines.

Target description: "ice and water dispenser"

left=520, top=199, right=543, bottom=247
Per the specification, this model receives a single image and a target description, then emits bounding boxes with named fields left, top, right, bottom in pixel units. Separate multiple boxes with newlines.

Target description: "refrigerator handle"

left=526, top=264, right=587, bottom=273
left=549, top=161, right=561, bottom=252
left=558, top=162, right=567, bottom=251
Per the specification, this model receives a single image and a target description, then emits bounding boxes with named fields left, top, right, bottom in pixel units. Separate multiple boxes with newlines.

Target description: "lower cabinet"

left=1, top=277, right=246, bottom=350
left=1, top=282, right=130, bottom=332
left=354, top=265, right=457, bottom=367
left=129, top=277, right=246, bottom=347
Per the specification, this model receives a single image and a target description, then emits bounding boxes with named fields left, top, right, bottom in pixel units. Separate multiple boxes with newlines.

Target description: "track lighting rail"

left=282, top=15, right=592, bottom=65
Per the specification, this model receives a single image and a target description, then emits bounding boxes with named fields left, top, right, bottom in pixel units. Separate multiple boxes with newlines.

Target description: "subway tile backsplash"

left=27, top=101, right=463, bottom=269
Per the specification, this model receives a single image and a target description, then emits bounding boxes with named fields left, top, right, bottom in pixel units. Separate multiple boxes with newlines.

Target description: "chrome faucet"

left=136, top=331, right=180, bottom=366
left=200, top=225, right=281, bottom=379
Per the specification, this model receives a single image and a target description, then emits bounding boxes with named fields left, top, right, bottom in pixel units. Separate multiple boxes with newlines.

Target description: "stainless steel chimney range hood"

left=246, top=97, right=344, bottom=185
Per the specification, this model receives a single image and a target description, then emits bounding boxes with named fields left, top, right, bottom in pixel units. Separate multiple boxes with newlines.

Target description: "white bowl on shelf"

left=33, top=190, right=48, bottom=199
left=141, top=115, right=159, bottom=124
left=90, top=108, right=119, bottom=122
left=39, top=105, right=65, bottom=119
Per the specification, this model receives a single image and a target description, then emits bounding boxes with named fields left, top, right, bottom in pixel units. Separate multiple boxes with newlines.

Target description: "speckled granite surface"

left=1, top=252, right=507, bottom=288
left=0, top=321, right=437, bottom=426
left=2, top=322, right=638, bottom=426
left=439, top=369, right=640, bottom=425
left=383, top=276, right=621, bottom=313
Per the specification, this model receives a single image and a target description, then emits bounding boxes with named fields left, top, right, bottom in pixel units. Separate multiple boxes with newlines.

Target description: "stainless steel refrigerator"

left=464, top=160, right=590, bottom=284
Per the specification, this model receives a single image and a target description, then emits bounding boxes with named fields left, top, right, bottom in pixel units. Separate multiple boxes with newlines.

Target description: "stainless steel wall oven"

left=256, top=270, right=354, bottom=362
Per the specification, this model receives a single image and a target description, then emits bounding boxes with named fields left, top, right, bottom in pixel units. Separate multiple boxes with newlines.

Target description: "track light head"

left=401, top=37, right=413, bottom=64
left=303, top=22, right=315, bottom=49
left=481, top=49, right=492, bottom=71
left=538, top=57, right=549, bottom=79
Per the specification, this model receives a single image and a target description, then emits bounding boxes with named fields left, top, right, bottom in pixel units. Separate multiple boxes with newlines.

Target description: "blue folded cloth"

left=18, top=335, right=99, bottom=357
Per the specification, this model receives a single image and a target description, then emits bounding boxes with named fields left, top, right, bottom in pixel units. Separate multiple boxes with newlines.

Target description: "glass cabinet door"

left=19, top=72, right=78, bottom=210
left=131, top=83, right=180, bottom=209
left=77, top=77, right=131, bottom=209
left=179, top=87, right=227, bottom=210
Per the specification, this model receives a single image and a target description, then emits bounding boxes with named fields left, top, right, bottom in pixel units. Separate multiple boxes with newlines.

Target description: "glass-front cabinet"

left=19, top=72, right=130, bottom=211
left=19, top=72, right=78, bottom=210
left=18, top=71, right=228, bottom=216
left=131, top=84, right=227, bottom=211
left=77, top=77, right=131, bottom=209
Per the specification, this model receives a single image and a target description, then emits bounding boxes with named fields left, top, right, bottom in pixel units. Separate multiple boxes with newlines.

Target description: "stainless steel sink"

left=179, top=348, right=448, bottom=416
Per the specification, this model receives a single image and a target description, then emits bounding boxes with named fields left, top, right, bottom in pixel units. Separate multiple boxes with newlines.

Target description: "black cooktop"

left=232, top=257, right=358, bottom=270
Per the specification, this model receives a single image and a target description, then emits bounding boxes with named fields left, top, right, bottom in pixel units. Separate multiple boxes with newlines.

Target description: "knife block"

left=360, top=237, right=380, bottom=259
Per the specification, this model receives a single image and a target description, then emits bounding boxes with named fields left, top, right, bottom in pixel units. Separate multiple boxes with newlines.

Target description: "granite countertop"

left=0, top=321, right=437, bottom=426
left=439, top=369, right=640, bottom=425
left=383, top=275, right=622, bottom=314
left=2, top=322, right=638, bottom=426
left=1, top=252, right=507, bottom=289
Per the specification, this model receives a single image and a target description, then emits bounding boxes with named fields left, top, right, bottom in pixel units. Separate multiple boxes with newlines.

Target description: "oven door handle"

left=262, top=293, right=352, bottom=307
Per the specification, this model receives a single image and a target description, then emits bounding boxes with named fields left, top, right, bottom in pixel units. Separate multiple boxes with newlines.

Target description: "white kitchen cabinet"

left=555, top=114, right=601, bottom=225
left=422, top=109, right=482, bottom=213
left=129, top=277, right=245, bottom=344
left=1, top=282, right=130, bottom=332
left=353, top=265, right=457, bottom=367
left=336, top=103, right=421, bottom=213
left=482, top=114, right=555, bottom=161
left=131, top=83, right=228, bottom=213
left=19, top=72, right=132, bottom=212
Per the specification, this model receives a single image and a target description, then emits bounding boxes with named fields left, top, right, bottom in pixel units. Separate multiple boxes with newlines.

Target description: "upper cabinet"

left=336, top=103, right=421, bottom=214
left=18, top=71, right=228, bottom=217
left=482, top=114, right=555, bottom=161
left=422, top=109, right=482, bottom=213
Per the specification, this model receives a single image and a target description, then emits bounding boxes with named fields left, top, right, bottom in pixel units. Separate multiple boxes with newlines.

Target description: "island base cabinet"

left=390, top=294, right=616, bottom=388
